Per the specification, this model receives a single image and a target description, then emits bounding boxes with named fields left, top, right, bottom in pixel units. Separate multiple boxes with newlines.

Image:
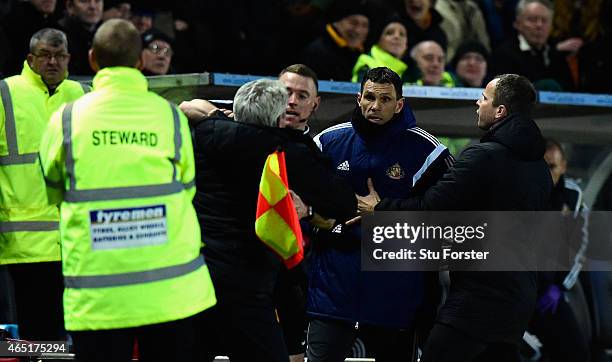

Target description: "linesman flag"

left=255, top=150, right=304, bottom=269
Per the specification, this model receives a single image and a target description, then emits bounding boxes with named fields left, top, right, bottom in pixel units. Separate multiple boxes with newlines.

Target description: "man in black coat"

left=299, top=1, right=370, bottom=81
left=181, top=79, right=357, bottom=362
left=2, top=0, right=61, bottom=76
left=58, top=0, right=103, bottom=76
left=488, top=0, right=573, bottom=91
left=357, top=74, right=553, bottom=361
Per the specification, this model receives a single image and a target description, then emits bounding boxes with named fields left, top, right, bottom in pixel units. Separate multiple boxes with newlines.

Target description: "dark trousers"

left=529, top=298, right=590, bottom=362
left=306, top=318, right=418, bottom=362
left=8, top=262, right=64, bottom=341
left=198, top=287, right=289, bottom=362
left=420, top=323, right=521, bottom=362
left=273, top=263, right=308, bottom=355
left=70, top=312, right=201, bottom=362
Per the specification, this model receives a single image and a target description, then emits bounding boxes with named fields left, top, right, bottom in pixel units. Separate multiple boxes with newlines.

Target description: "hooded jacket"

left=377, top=114, right=553, bottom=343
left=308, top=105, right=453, bottom=328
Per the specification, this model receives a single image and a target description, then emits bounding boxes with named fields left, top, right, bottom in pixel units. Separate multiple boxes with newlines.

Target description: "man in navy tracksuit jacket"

left=306, top=67, right=454, bottom=361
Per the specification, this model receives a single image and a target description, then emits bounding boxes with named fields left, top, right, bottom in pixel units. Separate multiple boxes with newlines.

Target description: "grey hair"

left=233, top=79, right=288, bottom=127
left=516, top=0, right=553, bottom=18
left=30, top=28, right=68, bottom=53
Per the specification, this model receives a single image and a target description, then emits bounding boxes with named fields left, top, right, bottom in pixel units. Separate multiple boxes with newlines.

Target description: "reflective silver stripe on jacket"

left=80, top=83, right=91, bottom=94
left=0, top=80, right=38, bottom=165
left=61, top=101, right=186, bottom=202
left=64, top=254, right=205, bottom=288
left=0, top=221, right=59, bottom=232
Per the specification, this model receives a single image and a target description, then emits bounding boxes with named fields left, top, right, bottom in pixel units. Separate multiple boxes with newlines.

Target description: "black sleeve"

left=376, top=146, right=490, bottom=211
left=410, top=148, right=455, bottom=196
left=192, top=114, right=233, bottom=150
left=285, top=144, right=357, bottom=221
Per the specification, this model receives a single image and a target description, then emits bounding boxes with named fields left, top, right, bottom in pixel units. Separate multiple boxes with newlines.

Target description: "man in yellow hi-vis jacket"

left=39, top=19, right=216, bottom=362
left=0, top=28, right=87, bottom=340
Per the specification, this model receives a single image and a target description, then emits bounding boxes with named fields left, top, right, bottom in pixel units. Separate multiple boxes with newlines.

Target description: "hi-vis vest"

left=414, top=71, right=457, bottom=87
left=351, top=45, right=409, bottom=82
left=38, top=67, right=216, bottom=331
left=0, top=61, right=87, bottom=265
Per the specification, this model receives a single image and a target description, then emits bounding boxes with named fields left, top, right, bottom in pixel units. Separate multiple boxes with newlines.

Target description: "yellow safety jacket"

left=414, top=71, right=457, bottom=87
left=0, top=61, right=87, bottom=265
left=39, top=67, right=216, bottom=331
left=351, top=45, right=409, bottom=82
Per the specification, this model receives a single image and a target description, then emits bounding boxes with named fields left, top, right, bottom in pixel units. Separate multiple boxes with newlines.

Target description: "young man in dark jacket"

left=358, top=74, right=553, bottom=361
left=307, top=67, right=454, bottom=361
left=184, top=79, right=356, bottom=362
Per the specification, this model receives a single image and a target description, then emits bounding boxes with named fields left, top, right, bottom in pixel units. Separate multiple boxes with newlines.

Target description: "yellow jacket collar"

left=370, top=45, right=407, bottom=75
left=92, top=67, right=148, bottom=92
left=20, top=60, right=67, bottom=92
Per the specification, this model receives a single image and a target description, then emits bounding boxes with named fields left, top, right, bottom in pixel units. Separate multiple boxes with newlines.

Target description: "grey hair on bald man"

left=233, top=79, right=288, bottom=127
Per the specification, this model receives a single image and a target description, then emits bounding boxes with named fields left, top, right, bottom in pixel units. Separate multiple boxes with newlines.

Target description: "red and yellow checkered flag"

left=255, top=150, right=304, bottom=269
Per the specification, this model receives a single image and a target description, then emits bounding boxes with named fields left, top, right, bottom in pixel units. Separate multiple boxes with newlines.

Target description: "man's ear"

left=395, top=97, right=405, bottom=114
left=312, top=96, right=321, bottom=112
left=495, top=104, right=507, bottom=119
left=136, top=52, right=144, bottom=70
left=88, top=49, right=100, bottom=73
left=26, top=53, right=35, bottom=68
left=356, top=92, right=362, bottom=105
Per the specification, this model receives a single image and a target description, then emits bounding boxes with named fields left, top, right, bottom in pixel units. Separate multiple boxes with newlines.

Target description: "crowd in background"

left=0, top=0, right=611, bottom=93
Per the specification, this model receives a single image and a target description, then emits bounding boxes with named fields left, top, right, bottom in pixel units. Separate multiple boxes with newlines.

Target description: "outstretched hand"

left=346, top=178, right=381, bottom=226
left=357, top=178, right=381, bottom=214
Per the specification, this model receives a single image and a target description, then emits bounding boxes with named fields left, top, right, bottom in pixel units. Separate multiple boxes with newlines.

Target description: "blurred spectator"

left=488, top=0, right=574, bottom=91
left=435, top=0, right=490, bottom=61
left=59, top=0, right=104, bottom=76
left=351, top=15, right=409, bottom=82
left=408, top=40, right=456, bottom=86
left=283, top=0, right=328, bottom=53
left=130, top=5, right=153, bottom=34
left=410, top=39, right=470, bottom=155
left=166, top=0, right=213, bottom=73
left=300, top=0, right=370, bottom=81
left=389, top=0, right=448, bottom=56
left=443, top=41, right=485, bottom=156
left=186, top=1, right=290, bottom=75
left=528, top=138, right=590, bottom=362
left=140, top=28, right=173, bottom=75
left=476, top=0, right=518, bottom=49
left=550, top=0, right=612, bottom=93
left=2, top=0, right=61, bottom=76
left=450, top=41, right=489, bottom=87
left=102, top=1, right=131, bottom=21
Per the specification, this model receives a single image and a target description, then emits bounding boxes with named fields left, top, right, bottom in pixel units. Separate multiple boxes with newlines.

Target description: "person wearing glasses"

left=141, top=28, right=173, bottom=76
left=0, top=28, right=87, bottom=341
